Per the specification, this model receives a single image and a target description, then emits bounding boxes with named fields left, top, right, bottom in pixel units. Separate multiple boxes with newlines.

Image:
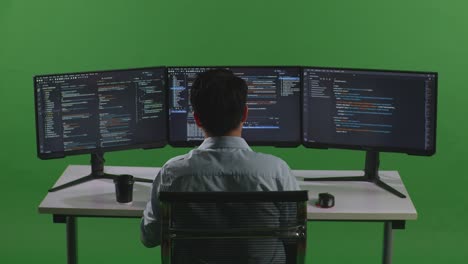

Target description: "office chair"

left=159, top=191, right=308, bottom=264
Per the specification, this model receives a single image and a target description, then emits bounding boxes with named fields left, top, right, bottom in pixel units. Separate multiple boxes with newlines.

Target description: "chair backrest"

left=159, top=191, right=308, bottom=264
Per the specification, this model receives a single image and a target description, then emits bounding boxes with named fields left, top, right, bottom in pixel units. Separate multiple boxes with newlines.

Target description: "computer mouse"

left=316, top=192, right=335, bottom=208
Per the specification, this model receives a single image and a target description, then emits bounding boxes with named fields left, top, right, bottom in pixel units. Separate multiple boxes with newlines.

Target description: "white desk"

left=295, top=170, right=417, bottom=220
left=39, top=165, right=417, bottom=264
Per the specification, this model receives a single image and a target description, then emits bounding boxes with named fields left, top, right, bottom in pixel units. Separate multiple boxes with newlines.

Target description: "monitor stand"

left=48, top=152, right=153, bottom=192
left=304, top=151, right=406, bottom=198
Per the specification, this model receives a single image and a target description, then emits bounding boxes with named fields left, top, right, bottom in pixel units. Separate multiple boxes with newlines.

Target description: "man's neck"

left=223, top=128, right=242, bottom=137
left=204, top=126, right=243, bottom=138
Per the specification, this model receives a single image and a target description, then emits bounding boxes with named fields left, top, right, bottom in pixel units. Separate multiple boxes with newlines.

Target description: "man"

left=140, top=69, right=299, bottom=261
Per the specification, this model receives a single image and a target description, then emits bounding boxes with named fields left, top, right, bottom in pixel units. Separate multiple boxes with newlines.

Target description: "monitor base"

left=48, top=153, right=153, bottom=192
left=304, top=151, right=406, bottom=198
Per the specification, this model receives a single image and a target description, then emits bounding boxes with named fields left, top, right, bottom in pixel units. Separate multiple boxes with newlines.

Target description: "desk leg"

left=66, top=216, right=77, bottom=264
left=382, top=221, right=393, bottom=264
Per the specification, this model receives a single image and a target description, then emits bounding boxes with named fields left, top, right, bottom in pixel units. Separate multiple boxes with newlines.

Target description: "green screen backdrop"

left=0, top=0, right=466, bottom=263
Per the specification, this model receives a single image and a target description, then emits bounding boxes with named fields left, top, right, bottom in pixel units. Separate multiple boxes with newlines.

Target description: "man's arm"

left=276, top=160, right=301, bottom=262
left=140, top=170, right=163, bottom=247
left=278, top=159, right=300, bottom=191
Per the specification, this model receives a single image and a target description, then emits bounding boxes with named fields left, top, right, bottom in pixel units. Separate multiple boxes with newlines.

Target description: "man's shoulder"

left=162, top=152, right=192, bottom=169
left=165, top=153, right=190, bottom=164
left=246, top=151, right=289, bottom=167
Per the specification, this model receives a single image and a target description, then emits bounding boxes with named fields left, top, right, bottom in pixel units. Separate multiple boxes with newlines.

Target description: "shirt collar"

left=198, top=136, right=252, bottom=151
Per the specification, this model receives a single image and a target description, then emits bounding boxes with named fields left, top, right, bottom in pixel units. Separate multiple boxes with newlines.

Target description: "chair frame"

left=159, top=191, right=308, bottom=264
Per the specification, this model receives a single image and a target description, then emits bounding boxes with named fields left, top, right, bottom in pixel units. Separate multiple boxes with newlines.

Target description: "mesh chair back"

left=159, top=191, right=308, bottom=264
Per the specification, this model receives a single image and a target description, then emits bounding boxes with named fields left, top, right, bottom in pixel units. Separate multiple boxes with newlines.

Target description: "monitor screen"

left=168, top=66, right=301, bottom=146
left=34, top=67, right=167, bottom=159
left=302, top=67, right=437, bottom=155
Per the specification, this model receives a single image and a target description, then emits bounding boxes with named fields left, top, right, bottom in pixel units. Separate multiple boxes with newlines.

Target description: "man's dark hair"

left=190, top=69, right=248, bottom=136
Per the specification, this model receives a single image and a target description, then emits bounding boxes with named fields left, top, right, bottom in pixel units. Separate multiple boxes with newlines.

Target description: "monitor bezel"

left=301, top=66, right=438, bottom=156
left=34, top=66, right=168, bottom=160
left=166, top=66, right=303, bottom=148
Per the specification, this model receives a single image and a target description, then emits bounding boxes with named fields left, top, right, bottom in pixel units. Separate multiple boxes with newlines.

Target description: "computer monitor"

left=34, top=67, right=167, bottom=191
left=302, top=67, right=437, bottom=154
left=167, top=66, right=302, bottom=146
left=302, top=67, right=438, bottom=198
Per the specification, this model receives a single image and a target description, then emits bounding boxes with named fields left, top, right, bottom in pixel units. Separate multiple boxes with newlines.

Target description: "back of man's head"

left=190, top=69, right=248, bottom=136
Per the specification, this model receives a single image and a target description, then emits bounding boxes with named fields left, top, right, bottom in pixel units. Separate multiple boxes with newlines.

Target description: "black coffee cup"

left=114, top=174, right=135, bottom=203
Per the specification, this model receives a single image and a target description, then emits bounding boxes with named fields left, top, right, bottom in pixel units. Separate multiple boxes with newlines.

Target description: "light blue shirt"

left=140, top=136, right=299, bottom=248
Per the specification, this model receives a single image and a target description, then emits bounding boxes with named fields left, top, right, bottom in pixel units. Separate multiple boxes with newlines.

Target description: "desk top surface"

left=38, top=165, right=417, bottom=220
